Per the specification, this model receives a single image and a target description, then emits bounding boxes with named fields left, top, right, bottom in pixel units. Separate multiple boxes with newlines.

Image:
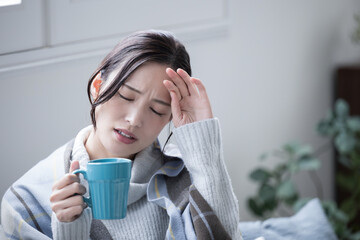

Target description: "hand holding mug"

left=50, top=161, right=87, bottom=222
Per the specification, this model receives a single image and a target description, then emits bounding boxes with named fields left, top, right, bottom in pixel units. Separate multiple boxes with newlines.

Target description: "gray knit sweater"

left=52, top=118, right=242, bottom=239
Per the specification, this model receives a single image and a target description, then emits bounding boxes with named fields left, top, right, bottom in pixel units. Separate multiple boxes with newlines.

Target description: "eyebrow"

left=123, top=83, right=171, bottom=107
left=124, top=84, right=142, bottom=94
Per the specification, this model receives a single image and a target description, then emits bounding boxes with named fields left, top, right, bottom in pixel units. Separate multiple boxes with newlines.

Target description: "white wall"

left=220, top=0, right=360, bottom=220
left=1, top=0, right=360, bottom=223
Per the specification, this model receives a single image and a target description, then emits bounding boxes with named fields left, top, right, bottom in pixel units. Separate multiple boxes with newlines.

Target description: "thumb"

left=69, top=160, right=80, bottom=174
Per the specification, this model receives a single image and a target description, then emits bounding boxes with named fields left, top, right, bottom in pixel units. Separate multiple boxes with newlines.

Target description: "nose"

left=125, top=107, right=143, bottom=128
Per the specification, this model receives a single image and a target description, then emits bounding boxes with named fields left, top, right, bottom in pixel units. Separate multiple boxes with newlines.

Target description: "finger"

left=190, top=78, right=207, bottom=98
left=69, top=160, right=80, bottom=173
left=51, top=195, right=85, bottom=213
left=176, top=68, right=197, bottom=96
left=50, top=181, right=86, bottom=202
left=163, top=80, right=182, bottom=101
left=169, top=91, right=182, bottom=121
left=52, top=173, right=80, bottom=191
left=55, top=205, right=85, bottom=223
left=166, top=68, right=190, bottom=98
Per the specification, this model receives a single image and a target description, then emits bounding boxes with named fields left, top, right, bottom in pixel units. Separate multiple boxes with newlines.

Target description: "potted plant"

left=247, top=99, right=360, bottom=240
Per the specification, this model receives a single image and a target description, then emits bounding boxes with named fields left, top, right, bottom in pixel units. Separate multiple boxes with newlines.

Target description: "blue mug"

left=73, top=158, right=132, bottom=219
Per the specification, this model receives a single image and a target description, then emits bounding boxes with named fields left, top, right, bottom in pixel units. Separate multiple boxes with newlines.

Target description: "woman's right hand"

left=50, top=160, right=87, bottom=222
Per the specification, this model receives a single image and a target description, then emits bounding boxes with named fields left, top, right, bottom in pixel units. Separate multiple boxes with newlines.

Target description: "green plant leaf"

left=284, top=193, right=299, bottom=206
left=249, top=168, right=271, bottom=183
left=276, top=180, right=297, bottom=200
left=349, top=231, right=360, bottom=240
left=335, top=99, right=349, bottom=118
left=334, top=119, right=346, bottom=134
left=259, top=184, right=276, bottom=202
left=264, top=197, right=278, bottom=211
left=297, top=157, right=321, bottom=171
left=347, top=117, right=360, bottom=132
left=317, top=111, right=335, bottom=136
left=333, top=208, right=349, bottom=224
left=340, top=198, right=358, bottom=221
left=322, top=200, right=349, bottom=224
left=325, top=110, right=335, bottom=121
left=295, top=144, right=313, bottom=158
left=274, top=163, right=287, bottom=173
left=272, top=163, right=287, bottom=181
left=317, top=120, right=331, bottom=136
left=289, top=163, right=299, bottom=174
left=283, top=142, right=300, bottom=155
left=248, top=197, right=263, bottom=217
left=335, top=132, right=356, bottom=154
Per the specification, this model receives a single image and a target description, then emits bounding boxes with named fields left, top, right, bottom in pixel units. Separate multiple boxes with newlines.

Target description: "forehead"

left=124, top=62, right=169, bottom=91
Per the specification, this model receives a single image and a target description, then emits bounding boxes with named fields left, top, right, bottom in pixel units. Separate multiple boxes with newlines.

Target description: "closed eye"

left=150, top=107, right=164, bottom=116
left=119, top=93, right=134, bottom=101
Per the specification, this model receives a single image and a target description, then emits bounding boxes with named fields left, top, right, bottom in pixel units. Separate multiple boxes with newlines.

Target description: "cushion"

left=238, top=198, right=338, bottom=240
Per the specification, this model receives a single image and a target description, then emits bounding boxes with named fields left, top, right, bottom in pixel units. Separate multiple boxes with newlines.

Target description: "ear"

left=91, top=72, right=102, bottom=100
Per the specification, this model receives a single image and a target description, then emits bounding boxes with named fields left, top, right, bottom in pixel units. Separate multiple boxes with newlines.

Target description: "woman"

left=1, top=30, right=242, bottom=239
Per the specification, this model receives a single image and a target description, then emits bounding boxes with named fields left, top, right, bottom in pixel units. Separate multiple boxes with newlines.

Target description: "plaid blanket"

left=2, top=139, right=234, bottom=239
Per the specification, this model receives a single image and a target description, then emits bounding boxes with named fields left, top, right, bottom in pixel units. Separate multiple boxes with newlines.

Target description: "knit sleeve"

left=173, top=118, right=243, bottom=239
left=51, top=207, right=92, bottom=240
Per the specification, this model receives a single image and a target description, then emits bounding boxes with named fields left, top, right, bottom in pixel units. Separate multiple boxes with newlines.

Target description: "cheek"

left=95, top=100, right=122, bottom=125
left=144, top=118, right=169, bottom=137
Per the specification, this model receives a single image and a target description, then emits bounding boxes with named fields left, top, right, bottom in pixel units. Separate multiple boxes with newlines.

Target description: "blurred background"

left=0, top=0, right=359, bottom=223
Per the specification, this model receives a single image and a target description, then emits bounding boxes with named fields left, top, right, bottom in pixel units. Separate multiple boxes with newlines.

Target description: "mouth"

left=114, top=128, right=137, bottom=144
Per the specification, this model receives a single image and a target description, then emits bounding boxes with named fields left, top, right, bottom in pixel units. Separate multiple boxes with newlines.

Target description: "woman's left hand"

left=163, top=68, right=213, bottom=128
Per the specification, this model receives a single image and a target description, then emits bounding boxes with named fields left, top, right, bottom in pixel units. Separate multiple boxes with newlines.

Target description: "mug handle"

left=72, top=169, right=92, bottom=208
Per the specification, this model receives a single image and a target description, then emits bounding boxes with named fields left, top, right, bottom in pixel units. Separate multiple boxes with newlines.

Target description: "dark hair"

left=87, top=29, right=192, bottom=128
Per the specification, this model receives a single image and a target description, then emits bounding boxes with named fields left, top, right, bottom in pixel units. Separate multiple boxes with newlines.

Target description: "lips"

left=114, top=128, right=137, bottom=144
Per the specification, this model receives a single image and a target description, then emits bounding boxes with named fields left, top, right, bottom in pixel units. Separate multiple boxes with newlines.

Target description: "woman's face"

left=89, top=62, right=172, bottom=159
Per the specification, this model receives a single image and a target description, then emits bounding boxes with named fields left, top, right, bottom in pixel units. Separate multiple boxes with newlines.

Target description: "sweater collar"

left=71, top=125, right=165, bottom=205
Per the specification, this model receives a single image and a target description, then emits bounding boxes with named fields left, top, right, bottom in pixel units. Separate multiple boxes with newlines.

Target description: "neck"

left=84, top=128, right=104, bottom=160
